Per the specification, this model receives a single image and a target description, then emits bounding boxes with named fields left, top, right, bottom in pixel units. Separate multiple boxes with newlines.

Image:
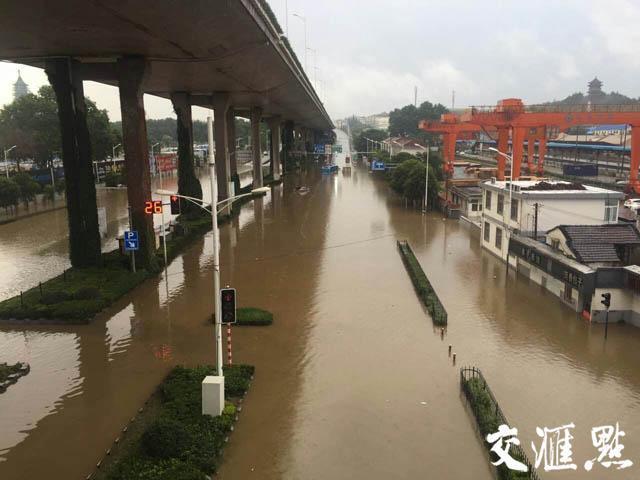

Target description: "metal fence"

left=460, top=366, right=541, bottom=480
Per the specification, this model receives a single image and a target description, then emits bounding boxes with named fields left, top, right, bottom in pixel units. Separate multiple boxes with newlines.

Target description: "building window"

left=484, top=222, right=490, bottom=242
left=495, top=227, right=502, bottom=249
left=604, top=198, right=618, bottom=223
left=510, top=199, right=518, bottom=221
left=563, top=284, right=573, bottom=302
left=551, top=239, right=560, bottom=250
left=485, top=191, right=492, bottom=210
left=471, top=200, right=479, bottom=212
left=497, top=194, right=504, bottom=215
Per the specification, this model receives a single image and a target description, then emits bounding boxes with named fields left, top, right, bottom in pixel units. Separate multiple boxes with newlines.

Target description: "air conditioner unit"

left=491, top=177, right=496, bottom=184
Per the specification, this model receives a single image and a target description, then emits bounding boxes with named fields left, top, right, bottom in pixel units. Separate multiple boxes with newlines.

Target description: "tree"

left=353, top=128, right=387, bottom=154
left=0, top=85, right=114, bottom=168
left=0, top=177, right=20, bottom=212
left=389, top=101, right=448, bottom=141
left=388, top=158, right=441, bottom=208
left=13, top=172, right=41, bottom=207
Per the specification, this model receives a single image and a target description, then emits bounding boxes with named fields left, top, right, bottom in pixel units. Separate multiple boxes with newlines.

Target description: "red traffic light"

left=170, top=195, right=181, bottom=214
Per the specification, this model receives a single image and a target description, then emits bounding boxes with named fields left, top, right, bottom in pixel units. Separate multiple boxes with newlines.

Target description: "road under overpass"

left=0, top=0, right=333, bottom=268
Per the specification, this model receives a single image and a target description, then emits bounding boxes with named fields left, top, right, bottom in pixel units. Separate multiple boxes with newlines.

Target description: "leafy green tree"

left=0, top=177, right=20, bottom=212
left=353, top=128, right=387, bottom=154
left=392, top=152, right=417, bottom=164
left=389, top=158, right=440, bottom=208
left=389, top=101, right=448, bottom=140
left=13, top=172, right=41, bottom=207
left=0, top=85, right=114, bottom=168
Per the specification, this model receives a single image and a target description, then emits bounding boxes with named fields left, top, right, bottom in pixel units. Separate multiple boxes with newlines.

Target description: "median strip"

left=91, top=364, right=254, bottom=480
left=396, top=240, right=448, bottom=326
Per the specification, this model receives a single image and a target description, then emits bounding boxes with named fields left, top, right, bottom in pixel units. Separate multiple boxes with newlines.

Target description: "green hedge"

left=462, top=375, right=534, bottom=480
left=236, top=307, right=273, bottom=326
left=397, top=241, right=447, bottom=325
left=105, top=364, right=253, bottom=480
left=0, top=251, right=150, bottom=323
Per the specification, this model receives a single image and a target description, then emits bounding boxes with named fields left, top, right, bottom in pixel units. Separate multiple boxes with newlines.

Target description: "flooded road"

left=1, top=130, right=640, bottom=479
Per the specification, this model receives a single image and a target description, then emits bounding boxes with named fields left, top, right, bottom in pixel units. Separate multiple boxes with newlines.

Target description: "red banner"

left=155, top=153, right=177, bottom=172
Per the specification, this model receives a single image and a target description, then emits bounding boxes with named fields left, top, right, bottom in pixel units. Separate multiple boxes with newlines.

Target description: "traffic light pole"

left=208, top=116, right=224, bottom=378
left=604, top=307, right=610, bottom=340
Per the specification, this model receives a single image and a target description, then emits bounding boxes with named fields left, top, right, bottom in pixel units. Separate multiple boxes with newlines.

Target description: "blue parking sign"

left=124, top=230, right=139, bottom=251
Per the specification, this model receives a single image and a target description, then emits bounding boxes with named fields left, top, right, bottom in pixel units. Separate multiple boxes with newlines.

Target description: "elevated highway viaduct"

left=0, top=0, right=333, bottom=269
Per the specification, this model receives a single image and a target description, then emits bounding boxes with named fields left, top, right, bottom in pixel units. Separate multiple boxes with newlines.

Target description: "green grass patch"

left=0, top=251, right=150, bottom=323
left=97, top=364, right=253, bottom=480
left=236, top=307, right=273, bottom=326
left=397, top=240, right=448, bottom=325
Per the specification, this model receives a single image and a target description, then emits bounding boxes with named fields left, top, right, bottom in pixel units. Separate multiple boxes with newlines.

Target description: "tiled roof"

left=555, top=224, right=640, bottom=263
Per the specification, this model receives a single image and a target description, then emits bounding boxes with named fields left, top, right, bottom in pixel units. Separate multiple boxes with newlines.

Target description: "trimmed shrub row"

left=104, top=364, right=254, bottom=480
left=397, top=240, right=447, bottom=325
left=236, top=307, right=273, bottom=326
left=0, top=251, right=150, bottom=322
left=461, top=367, right=537, bottom=480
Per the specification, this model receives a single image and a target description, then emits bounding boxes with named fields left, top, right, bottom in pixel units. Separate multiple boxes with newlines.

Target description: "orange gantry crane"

left=418, top=113, right=481, bottom=177
left=420, top=98, right=640, bottom=192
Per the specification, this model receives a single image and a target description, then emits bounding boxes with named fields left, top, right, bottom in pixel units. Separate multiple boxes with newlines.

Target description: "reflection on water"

left=0, top=132, right=639, bottom=479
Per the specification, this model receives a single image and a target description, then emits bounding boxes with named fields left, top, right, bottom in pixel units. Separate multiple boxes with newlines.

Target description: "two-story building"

left=508, top=224, right=640, bottom=327
left=480, top=179, right=623, bottom=263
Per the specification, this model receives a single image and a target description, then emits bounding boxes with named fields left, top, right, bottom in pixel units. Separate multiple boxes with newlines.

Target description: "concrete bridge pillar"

left=251, top=107, right=264, bottom=187
left=212, top=93, right=231, bottom=201
left=226, top=107, right=238, bottom=196
left=268, top=116, right=282, bottom=180
left=45, top=58, right=102, bottom=268
left=283, top=120, right=294, bottom=172
left=117, top=56, right=157, bottom=270
left=171, top=92, right=202, bottom=217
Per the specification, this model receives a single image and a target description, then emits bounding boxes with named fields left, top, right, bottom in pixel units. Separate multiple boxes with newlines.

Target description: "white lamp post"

left=4, top=145, right=17, bottom=178
left=292, top=13, right=308, bottom=72
left=112, top=143, right=121, bottom=172
left=155, top=116, right=268, bottom=414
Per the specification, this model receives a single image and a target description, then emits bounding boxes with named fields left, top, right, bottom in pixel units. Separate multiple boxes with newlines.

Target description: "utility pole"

left=414, top=86, right=417, bottom=107
left=424, top=146, right=430, bottom=214
left=452, top=90, right=455, bottom=110
left=533, top=202, right=539, bottom=240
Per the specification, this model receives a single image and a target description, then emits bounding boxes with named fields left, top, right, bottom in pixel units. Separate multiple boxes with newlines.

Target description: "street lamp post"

left=292, top=13, right=307, bottom=72
left=155, top=116, right=268, bottom=414
left=3, top=145, right=16, bottom=178
left=112, top=143, right=122, bottom=172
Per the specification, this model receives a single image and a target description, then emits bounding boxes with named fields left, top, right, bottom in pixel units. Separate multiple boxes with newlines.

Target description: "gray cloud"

left=1, top=0, right=639, bottom=122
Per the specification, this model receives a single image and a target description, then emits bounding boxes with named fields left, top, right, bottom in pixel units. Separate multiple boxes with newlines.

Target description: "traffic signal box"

left=220, top=288, right=237, bottom=324
left=170, top=195, right=181, bottom=214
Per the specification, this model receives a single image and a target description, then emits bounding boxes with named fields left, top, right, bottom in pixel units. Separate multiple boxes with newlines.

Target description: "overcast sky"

left=1, top=0, right=639, bottom=122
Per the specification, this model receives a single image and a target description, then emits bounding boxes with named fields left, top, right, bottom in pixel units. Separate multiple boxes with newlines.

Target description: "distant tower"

left=587, top=77, right=604, bottom=101
left=13, top=70, right=30, bottom=100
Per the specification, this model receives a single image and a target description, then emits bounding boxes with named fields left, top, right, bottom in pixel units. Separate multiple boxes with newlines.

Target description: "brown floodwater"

left=1, top=131, right=640, bottom=479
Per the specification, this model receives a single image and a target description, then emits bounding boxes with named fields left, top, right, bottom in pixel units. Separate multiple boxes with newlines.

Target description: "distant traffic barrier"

left=460, top=366, right=540, bottom=480
left=396, top=240, right=447, bottom=325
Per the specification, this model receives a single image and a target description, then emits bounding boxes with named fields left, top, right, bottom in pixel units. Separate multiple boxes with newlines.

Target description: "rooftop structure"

left=587, top=77, right=604, bottom=99
left=547, top=224, right=640, bottom=266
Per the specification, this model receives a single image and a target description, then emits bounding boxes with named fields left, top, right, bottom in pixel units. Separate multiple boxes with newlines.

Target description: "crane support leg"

left=497, top=127, right=509, bottom=180
left=631, top=125, right=640, bottom=193
left=527, top=136, right=535, bottom=174
left=512, top=127, right=526, bottom=179
left=537, top=136, right=547, bottom=176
